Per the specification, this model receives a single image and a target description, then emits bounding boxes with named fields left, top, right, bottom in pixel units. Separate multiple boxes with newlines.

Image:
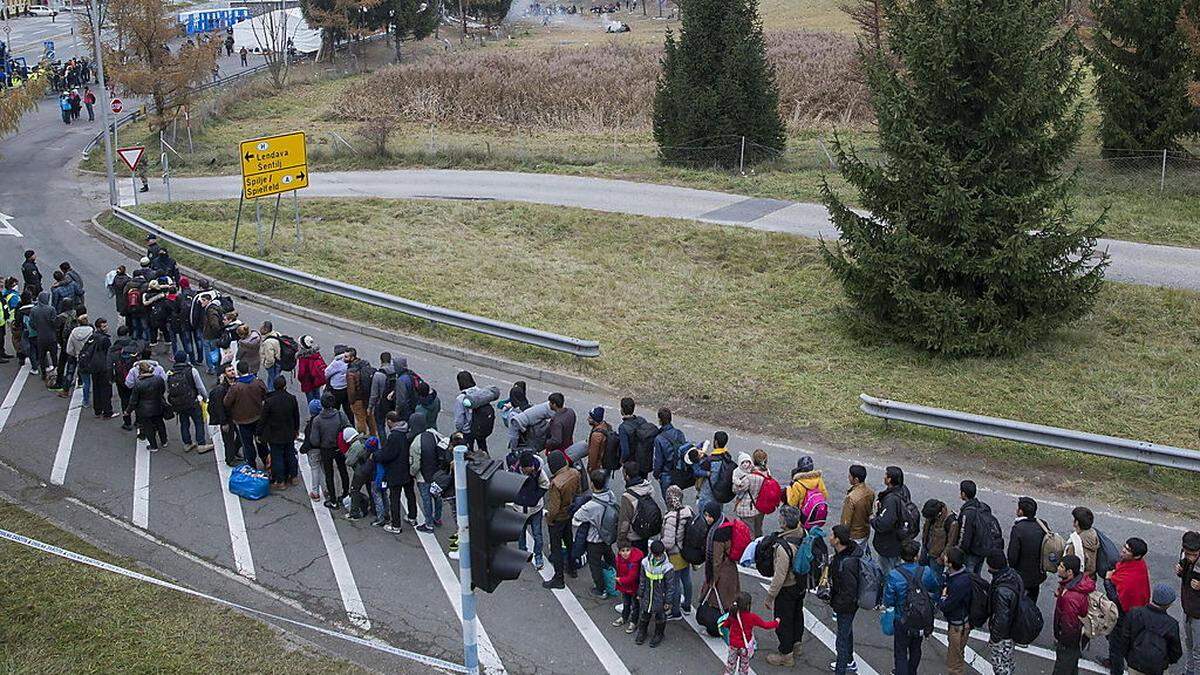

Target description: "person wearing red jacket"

left=1054, top=554, right=1097, bottom=675
left=1106, top=537, right=1151, bottom=674
left=295, top=335, right=328, bottom=404
left=612, top=544, right=644, bottom=632
left=721, top=591, right=780, bottom=675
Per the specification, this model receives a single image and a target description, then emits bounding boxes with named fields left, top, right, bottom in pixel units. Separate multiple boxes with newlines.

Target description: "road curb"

left=88, top=211, right=614, bottom=394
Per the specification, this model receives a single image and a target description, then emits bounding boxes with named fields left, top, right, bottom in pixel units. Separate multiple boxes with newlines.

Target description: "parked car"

left=27, top=5, right=59, bottom=16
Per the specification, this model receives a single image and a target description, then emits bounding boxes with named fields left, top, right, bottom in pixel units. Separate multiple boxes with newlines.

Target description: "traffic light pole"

left=453, top=445, right=480, bottom=675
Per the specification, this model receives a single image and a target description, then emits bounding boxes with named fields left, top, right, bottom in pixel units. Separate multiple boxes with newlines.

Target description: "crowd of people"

left=3, top=237, right=1197, bottom=675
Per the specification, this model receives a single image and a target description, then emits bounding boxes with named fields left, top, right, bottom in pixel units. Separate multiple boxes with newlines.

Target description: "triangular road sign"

left=117, top=146, right=145, bottom=171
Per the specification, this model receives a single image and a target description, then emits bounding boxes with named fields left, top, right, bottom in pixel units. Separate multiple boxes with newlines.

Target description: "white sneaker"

left=828, top=661, right=858, bottom=673
left=614, top=603, right=623, bottom=613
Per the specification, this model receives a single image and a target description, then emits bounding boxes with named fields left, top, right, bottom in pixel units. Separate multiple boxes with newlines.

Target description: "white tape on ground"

left=133, top=437, right=150, bottom=528
left=50, top=384, right=83, bottom=485
left=0, top=526, right=467, bottom=673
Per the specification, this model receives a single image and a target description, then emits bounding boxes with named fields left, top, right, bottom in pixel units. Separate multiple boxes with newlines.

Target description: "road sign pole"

left=232, top=191, right=244, bottom=252
left=292, top=189, right=301, bottom=247
left=254, top=198, right=263, bottom=256
left=453, top=445, right=480, bottom=675
left=268, top=192, right=281, bottom=246
left=90, top=0, right=116, bottom=205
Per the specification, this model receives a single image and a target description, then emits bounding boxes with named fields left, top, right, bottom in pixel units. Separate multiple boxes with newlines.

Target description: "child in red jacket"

left=612, top=544, right=644, bottom=633
left=720, top=592, right=779, bottom=675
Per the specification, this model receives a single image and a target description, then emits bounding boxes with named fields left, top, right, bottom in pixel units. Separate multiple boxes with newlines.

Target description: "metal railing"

left=110, top=206, right=602, bottom=357
left=858, top=393, right=1200, bottom=472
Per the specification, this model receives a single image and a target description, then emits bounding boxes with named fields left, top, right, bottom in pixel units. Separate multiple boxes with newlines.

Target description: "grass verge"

left=0, top=500, right=365, bottom=673
left=110, top=198, right=1200, bottom=511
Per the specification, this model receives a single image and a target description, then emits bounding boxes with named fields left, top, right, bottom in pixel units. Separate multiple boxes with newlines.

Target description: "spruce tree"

left=651, top=0, right=784, bottom=168
left=1091, top=0, right=1194, bottom=154
left=820, top=0, right=1108, bottom=356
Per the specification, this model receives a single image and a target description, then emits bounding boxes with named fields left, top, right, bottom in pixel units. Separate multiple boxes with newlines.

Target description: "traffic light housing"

left=466, top=458, right=533, bottom=593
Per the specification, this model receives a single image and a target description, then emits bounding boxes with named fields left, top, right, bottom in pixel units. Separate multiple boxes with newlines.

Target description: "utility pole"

left=89, top=0, right=116, bottom=205
left=453, top=444, right=479, bottom=675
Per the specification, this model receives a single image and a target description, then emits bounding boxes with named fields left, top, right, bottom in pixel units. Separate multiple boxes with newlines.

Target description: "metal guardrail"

left=859, top=393, right=1200, bottom=472
left=110, top=206, right=603, bottom=357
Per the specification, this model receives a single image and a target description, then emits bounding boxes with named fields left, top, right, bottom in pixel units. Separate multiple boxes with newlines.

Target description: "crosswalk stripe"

left=133, top=437, right=150, bottom=528
left=0, top=363, right=30, bottom=434
left=300, top=451, right=370, bottom=630
left=522, top=532, right=631, bottom=675
left=209, top=428, right=255, bottom=580
left=50, top=385, right=84, bottom=485
left=931, top=628, right=995, bottom=675
left=414, top=527, right=506, bottom=674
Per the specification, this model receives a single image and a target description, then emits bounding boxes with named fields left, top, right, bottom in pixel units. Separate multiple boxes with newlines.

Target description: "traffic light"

left=466, top=458, right=532, bottom=593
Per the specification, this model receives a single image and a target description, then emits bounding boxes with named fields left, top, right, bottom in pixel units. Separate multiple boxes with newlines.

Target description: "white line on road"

left=210, top=428, right=255, bottom=579
left=682, top=609, right=757, bottom=674
left=761, top=440, right=813, bottom=455
left=522, top=533, right=631, bottom=675
left=0, top=364, right=31, bottom=435
left=300, top=451, right=370, bottom=630
left=133, top=437, right=150, bottom=528
left=415, top=527, right=506, bottom=674
left=931, top=629, right=994, bottom=675
left=49, top=385, right=83, bottom=485
left=957, top=625, right=1106, bottom=673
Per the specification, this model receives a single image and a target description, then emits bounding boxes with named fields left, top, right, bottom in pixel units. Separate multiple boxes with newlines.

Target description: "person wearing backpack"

left=258, top=321, right=283, bottom=392
left=127, top=361, right=169, bottom=452
left=651, top=407, right=686, bottom=496
left=882, top=539, right=939, bottom=675
left=83, top=318, right=114, bottom=419
left=109, top=327, right=141, bottom=430
left=1008, top=497, right=1050, bottom=602
left=616, top=397, right=658, bottom=478
left=344, top=350, right=375, bottom=437
left=1112, top=583, right=1183, bottom=675
left=507, top=451, right=549, bottom=569
left=64, top=313, right=94, bottom=406
left=617, top=461, right=658, bottom=554
left=224, top=361, right=268, bottom=469
left=732, top=452, right=766, bottom=537
left=660, top=484, right=695, bottom=619
left=871, top=466, right=913, bottom=585
left=572, top=469, right=619, bottom=599
left=696, top=432, right=736, bottom=514
left=1177, top=531, right=1200, bottom=675
left=920, top=499, right=958, bottom=586
left=762, top=505, right=808, bottom=667
left=958, top=480, right=1003, bottom=574
left=543, top=450, right=581, bottom=588
left=987, top=552, right=1025, bottom=675
left=698, top=501, right=742, bottom=624
left=585, top=406, right=614, bottom=475
left=408, top=411, right=446, bottom=533
left=785, top=455, right=828, bottom=510
left=938, top=547, right=974, bottom=675
left=1106, top=537, right=1152, bottom=674
left=168, top=351, right=211, bottom=453
left=1054, top=554, right=1096, bottom=675
left=413, top=380, right=441, bottom=430
left=1065, top=506, right=1100, bottom=579
left=369, top=352, right=398, bottom=434
left=828, top=525, right=864, bottom=675
left=296, top=336, right=327, bottom=404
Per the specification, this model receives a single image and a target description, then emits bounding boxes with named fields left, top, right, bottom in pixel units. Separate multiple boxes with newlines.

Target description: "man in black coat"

left=374, top=411, right=414, bottom=534
left=82, top=318, right=114, bottom=418
left=987, top=552, right=1024, bottom=671
left=1008, top=496, right=1048, bottom=602
left=870, top=465, right=911, bottom=581
left=127, top=361, right=168, bottom=450
left=1114, top=583, right=1183, bottom=675
left=259, top=375, right=300, bottom=487
left=207, top=364, right=241, bottom=466
left=828, top=524, right=862, bottom=675
left=22, top=249, right=42, bottom=297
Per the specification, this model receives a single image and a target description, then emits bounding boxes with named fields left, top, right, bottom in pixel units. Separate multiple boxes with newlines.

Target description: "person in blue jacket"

left=883, top=539, right=941, bottom=675
left=651, top=407, right=686, bottom=495
left=938, top=547, right=974, bottom=674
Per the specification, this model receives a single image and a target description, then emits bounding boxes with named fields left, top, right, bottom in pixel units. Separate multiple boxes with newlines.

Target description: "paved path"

left=158, top=168, right=1200, bottom=291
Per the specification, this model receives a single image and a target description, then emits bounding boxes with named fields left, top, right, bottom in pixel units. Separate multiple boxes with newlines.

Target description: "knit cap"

left=1152, top=582, right=1177, bottom=607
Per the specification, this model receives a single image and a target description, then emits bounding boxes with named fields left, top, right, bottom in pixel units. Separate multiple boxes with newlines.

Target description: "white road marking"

left=930, top=627, right=994, bottom=675
left=960, top=627, right=1106, bottom=672
left=522, top=532, right=631, bottom=675
left=682, top=609, right=757, bottom=674
left=0, top=212, right=24, bottom=237
left=210, top=428, right=255, bottom=579
left=0, top=364, right=31, bottom=434
left=300, top=451, right=370, bottom=630
left=49, top=384, right=83, bottom=485
left=414, top=527, right=506, bottom=674
left=761, top=440, right=813, bottom=455
left=133, top=437, right=150, bottom=528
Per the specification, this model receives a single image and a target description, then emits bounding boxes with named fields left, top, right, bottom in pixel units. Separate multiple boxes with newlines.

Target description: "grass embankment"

left=0, top=501, right=365, bottom=673
left=111, top=198, right=1200, bottom=509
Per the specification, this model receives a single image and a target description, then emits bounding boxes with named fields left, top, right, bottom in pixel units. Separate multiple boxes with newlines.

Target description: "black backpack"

left=218, top=294, right=235, bottom=313
left=166, top=367, right=198, bottom=412
left=898, top=497, right=922, bottom=541
left=77, top=334, right=101, bottom=374
left=632, top=418, right=658, bottom=476
left=754, top=532, right=784, bottom=577
left=709, top=456, right=735, bottom=504
left=1010, top=593, right=1044, bottom=644
left=681, top=513, right=710, bottom=565
left=968, top=572, right=992, bottom=628
left=597, top=427, right=620, bottom=471
left=972, top=508, right=1005, bottom=556
left=471, top=403, right=496, bottom=439
left=898, top=565, right=935, bottom=634
left=1128, top=615, right=1171, bottom=673
left=274, top=335, right=298, bottom=371
left=628, top=489, right=663, bottom=539
left=352, top=361, right=376, bottom=399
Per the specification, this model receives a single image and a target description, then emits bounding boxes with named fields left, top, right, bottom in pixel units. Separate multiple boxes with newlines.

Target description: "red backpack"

left=726, top=518, right=753, bottom=562
left=753, top=471, right=782, bottom=515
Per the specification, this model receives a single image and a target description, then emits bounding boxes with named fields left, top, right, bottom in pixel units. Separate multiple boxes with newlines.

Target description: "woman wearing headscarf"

left=660, top=484, right=697, bottom=618
left=732, top=451, right=767, bottom=537
left=698, top=501, right=741, bottom=617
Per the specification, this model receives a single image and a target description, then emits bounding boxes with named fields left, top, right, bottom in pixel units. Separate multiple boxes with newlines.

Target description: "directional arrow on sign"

left=0, top=212, right=24, bottom=238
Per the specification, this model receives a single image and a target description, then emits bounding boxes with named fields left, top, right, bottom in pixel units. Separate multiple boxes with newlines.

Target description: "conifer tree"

left=1090, top=0, right=1194, bottom=153
left=820, top=0, right=1108, bottom=356
left=651, top=0, right=784, bottom=168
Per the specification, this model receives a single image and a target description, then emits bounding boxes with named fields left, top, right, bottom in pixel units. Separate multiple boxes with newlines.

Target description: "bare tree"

left=250, top=6, right=294, bottom=88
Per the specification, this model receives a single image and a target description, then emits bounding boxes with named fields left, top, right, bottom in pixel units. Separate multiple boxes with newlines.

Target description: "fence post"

left=739, top=136, right=745, bottom=174
left=1160, top=149, right=1167, bottom=193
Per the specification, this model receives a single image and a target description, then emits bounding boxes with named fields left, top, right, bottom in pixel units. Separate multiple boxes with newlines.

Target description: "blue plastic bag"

left=206, top=347, right=221, bottom=370
left=229, top=464, right=269, bottom=500
left=601, top=565, right=617, bottom=597
left=880, top=608, right=896, bottom=636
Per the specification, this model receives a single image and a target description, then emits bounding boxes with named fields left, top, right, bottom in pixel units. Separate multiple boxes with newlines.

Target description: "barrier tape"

left=0, top=527, right=468, bottom=673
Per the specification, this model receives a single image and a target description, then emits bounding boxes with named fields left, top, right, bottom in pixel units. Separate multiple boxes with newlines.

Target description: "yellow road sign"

left=240, top=132, right=308, bottom=199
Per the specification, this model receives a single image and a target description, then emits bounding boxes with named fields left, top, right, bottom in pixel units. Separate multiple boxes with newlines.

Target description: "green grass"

left=111, top=198, right=1200, bottom=509
left=0, top=500, right=366, bottom=673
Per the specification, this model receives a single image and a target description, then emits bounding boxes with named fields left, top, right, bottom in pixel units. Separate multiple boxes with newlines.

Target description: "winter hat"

left=174, top=350, right=189, bottom=363
left=139, top=256, right=150, bottom=266
left=341, top=427, right=357, bottom=445
left=518, top=452, right=539, bottom=470
left=737, top=452, right=753, bottom=468
left=299, top=335, right=315, bottom=349
left=796, top=456, right=814, bottom=473
left=650, top=540, right=665, bottom=556
left=547, top=449, right=567, bottom=474
left=365, top=436, right=380, bottom=451
left=1152, top=582, right=1177, bottom=607
left=178, top=276, right=190, bottom=289
left=308, top=399, right=322, bottom=415
left=588, top=406, right=604, bottom=423
left=703, top=500, right=722, bottom=520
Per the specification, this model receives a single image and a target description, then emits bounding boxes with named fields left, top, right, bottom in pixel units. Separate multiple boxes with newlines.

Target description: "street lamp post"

left=89, top=0, right=116, bottom=204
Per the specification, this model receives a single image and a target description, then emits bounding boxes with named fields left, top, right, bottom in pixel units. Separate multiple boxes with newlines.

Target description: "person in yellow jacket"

left=785, top=455, right=829, bottom=509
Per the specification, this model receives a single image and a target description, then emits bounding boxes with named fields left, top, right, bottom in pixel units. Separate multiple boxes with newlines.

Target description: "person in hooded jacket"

left=698, top=501, right=741, bottom=615
left=408, top=411, right=445, bottom=533
left=309, top=393, right=351, bottom=510
left=454, top=370, right=482, bottom=451
left=1054, top=554, right=1097, bottom=675
left=296, top=335, right=327, bottom=403
left=30, top=291, right=59, bottom=382
left=259, top=374, right=300, bottom=487
left=127, top=361, right=168, bottom=451
left=51, top=297, right=77, bottom=392
left=661, top=484, right=695, bottom=619
left=390, top=355, right=418, bottom=421
left=786, top=456, right=829, bottom=510
left=509, top=450, right=549, bottom=568
left=374, top=410, right=416, bottom=532
left=543, top=449, right=581, bottom=588
left=585, top=406, right=613, bottom=475
left=574, top=469, right=619, bottom=599
left=1113, top=583, right=1183, bottom=675
left=369, top=352, right=397, bottom=435
left=732, top=451, right=766, bottom=537
left=258, top=321, right=283, bottom=392
left=413, top=380, right=441, bottom=429
left=634, top=540, right=675, bottom=647
left=617, top=461, right=655, bottom=554
left=1009, top=497, right=1049, bottom=602
left=959, top=480, right=1000, bottom=574
left=921, top=498, right=958, bottom=586
left=988, top=552, right=1025, bottom=675
left=167, top=351, right=210, bottom=452
left=871, top=465, right=912, bottom=584
left=235, top=324, right=262, bottom=376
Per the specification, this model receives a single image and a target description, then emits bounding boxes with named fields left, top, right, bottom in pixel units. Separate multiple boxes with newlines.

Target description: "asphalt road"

left=2, top=12, right=87, bottom=63
left=154, top=169, right=1200, bottom=291
left=2, top=92, right=1196, bottom=674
